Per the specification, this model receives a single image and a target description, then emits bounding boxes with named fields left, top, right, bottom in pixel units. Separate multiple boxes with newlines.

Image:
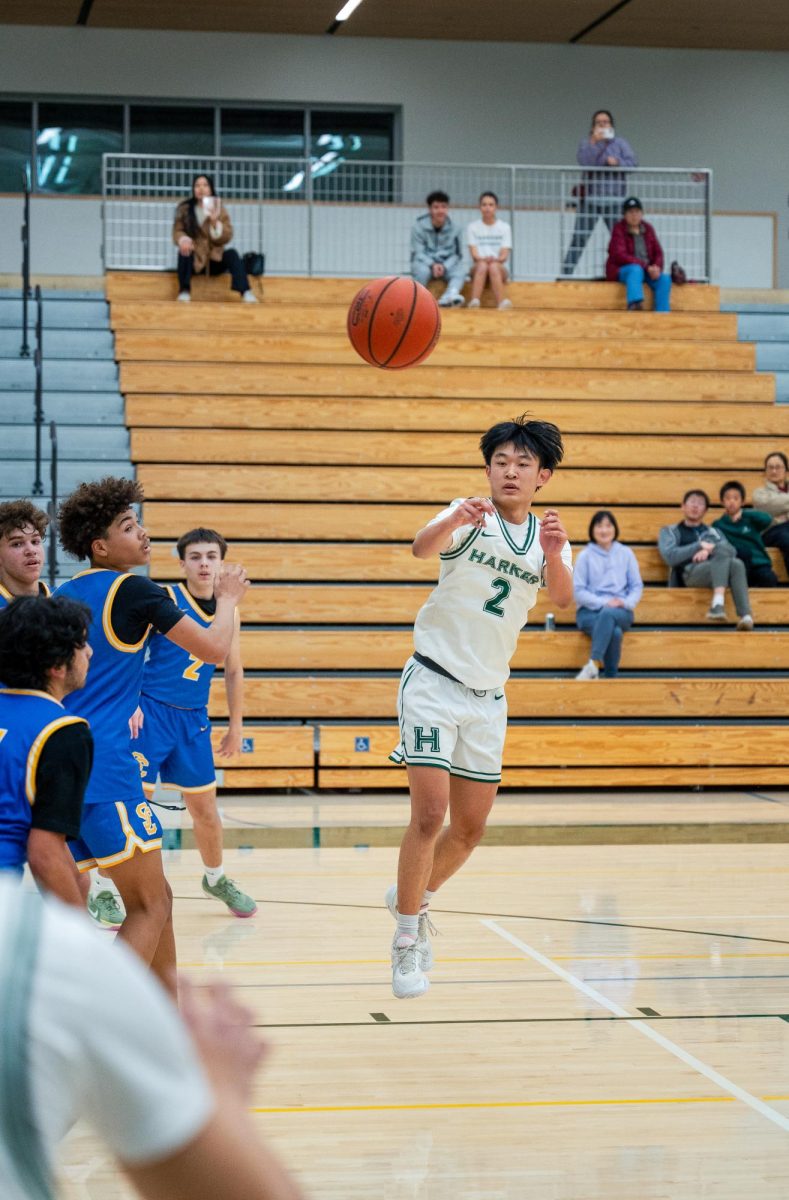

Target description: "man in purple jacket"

left=561, top=109, right=638, bottom=276
left=606, top=197, right=672, bottom=311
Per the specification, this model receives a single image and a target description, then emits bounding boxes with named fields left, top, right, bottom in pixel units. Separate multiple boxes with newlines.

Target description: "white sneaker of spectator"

left=438, top=290, right=464, bottom=307
left=467, top=298, right=481, bottom=309
left=242, top=290, right=258, bottom=303
left=575, top=660, right=600, bottom=680
left=177, top=291, right=191, bottom=303
left=498, top=298, right=513, bottom=309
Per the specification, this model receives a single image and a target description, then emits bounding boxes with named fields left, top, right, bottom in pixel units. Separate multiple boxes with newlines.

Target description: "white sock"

left=204, top=864, right=224, bottom=887
left=395, top=913, right=419, bottom=946
left=420, top=888, right=436, bottom=913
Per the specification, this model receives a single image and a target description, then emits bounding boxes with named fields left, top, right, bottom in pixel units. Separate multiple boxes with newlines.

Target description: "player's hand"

left=129, top=706, right=144, bottom=739
left=179, top=977, right=266, bottom=1106
left=217, top=727, right=243, bottom=758
left=178, top=235, right=194, bottom=254
left=453, top=497, right=496, bottom=529
left=539, top=508, right=569, bottom=557
left=214, top=564, right=249, bottom=605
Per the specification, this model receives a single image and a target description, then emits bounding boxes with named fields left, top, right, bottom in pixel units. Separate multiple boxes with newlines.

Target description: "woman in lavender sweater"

left=574, top=510, right=643, bottom=680
left=562, top=109, right=638, bottom=276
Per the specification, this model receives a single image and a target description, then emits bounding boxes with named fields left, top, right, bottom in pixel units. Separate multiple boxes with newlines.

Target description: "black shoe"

left=627, top=300, right=644, bottom=311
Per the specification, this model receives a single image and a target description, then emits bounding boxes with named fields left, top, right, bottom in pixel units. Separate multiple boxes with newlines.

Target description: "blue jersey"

left=142, top=584, right=216, bottom=710
left=0, top=689, right=87, bottom=869
left=55, top=570, right=152, bottom=806
left=0, top=580, right=50, bottom=610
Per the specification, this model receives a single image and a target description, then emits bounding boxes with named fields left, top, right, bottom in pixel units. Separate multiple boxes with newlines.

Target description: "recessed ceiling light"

left=335, top=0, right=365, bottom=21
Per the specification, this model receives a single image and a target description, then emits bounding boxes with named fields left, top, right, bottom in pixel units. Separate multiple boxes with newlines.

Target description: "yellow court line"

left=180, top=952, right=789, bottom=968
left=253, top=1094, right=789, bottom=1115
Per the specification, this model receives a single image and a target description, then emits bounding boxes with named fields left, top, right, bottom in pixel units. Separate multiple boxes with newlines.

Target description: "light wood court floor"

left=58, top=818, right=789, bottom=1199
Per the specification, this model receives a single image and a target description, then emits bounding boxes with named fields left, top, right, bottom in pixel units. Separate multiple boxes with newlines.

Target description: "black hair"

left=177, top=527, right=228, bottom=560
left=720, top=480, right=745, bottom=503
left=588, top=509, right=620, bottom=542
left=682, top=488, right=710, bottom=509
left=479, top=191, right=499, bottom=205
left=0, top=595, right=92, bottom=691
left=58, top=477, right=144, bottom=562
left=764, top=451, right=789, bottom=470
left=426, top=190, right=450, bottom=206
left=479, top=413, right=564, bottom=473
left=591, top=109, right=614, bottom=128
left=181, top=173, right=217, bottom=239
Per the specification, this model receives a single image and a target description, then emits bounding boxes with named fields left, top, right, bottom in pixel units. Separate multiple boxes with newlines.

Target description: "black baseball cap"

left=622, top=196, right=642, bottom=211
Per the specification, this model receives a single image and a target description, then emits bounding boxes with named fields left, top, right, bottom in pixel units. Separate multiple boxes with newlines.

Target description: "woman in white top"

left=466, top=191, right=512, bottom=310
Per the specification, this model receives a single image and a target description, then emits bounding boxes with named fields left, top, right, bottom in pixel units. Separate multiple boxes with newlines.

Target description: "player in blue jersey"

left=0, top=500, right=51, bottom=607
left=136, top=527, right=256, bottom=916
left=55, top=477, right=248, bottom=993
left=0, top=594, right=93, bottom=903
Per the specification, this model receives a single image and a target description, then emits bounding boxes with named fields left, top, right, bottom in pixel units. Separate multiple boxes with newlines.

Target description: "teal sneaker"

left=201, top=874, right=257, bottom=918
left=87, top=889, right=125, bottom=930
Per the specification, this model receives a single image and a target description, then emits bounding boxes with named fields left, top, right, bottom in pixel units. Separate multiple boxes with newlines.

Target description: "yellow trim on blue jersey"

left=102, top=571, right=151, bottom=653
left=0, top=688, right=62, bottom=703
left=159, top=778, right=217, bottom=794
left=25, top=715, right=89, bottom=805
left=175, top=582, right=216, bottom=623
left=0, top=580, right=49, bottom=601
left=0, top=583, right=11, bottom=602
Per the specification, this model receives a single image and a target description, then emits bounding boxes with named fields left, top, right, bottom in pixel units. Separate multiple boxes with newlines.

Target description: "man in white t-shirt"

left=466, top=191, right=513, bottom=310
left=0, top=875, right=304, bottom=1200
left=386, top=415, right=573, bottom=999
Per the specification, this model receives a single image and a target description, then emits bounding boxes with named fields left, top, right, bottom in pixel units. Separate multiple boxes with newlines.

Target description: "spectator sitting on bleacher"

left=573, top=510, right=643, bottom=680
left=658, top=489, right=754, bottom=628
left=410, top=190, right=466, bottom=308
left=606, top=197, right=671, bottom=312
left=561, top=109, right=638, bottom=277
left=466, top=192, right=512, bottom=310
left=173, top=174, right=257, bottom=304
left=713, top=481, right=779, bottom=587
left=752, top=451, right=789, bottom=576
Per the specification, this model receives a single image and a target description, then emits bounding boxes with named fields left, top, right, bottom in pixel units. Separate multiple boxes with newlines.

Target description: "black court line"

left=172, top=893, right=789, bottom=947
left=248, top=1012, right=789, bottom=1030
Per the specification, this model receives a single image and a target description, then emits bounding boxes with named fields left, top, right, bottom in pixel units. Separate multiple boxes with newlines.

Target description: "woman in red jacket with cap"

left=606, top=197, right=672, bottom=311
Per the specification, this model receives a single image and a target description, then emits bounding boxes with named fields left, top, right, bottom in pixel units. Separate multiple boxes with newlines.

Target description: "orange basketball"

left=346, top=276, right=441, bottom=369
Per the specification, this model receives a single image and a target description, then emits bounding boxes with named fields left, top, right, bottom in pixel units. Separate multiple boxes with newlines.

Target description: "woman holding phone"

left=561, top=110, right=638, bottom=277
left=172, top=173, right=257, bottom=302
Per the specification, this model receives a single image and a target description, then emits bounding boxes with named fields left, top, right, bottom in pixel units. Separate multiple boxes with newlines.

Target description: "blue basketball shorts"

left=68, top=799, right=163, bottom=873
left=135, top=695, right=216, bottom=796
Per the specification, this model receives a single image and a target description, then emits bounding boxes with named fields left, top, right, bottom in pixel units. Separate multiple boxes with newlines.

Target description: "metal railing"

left=103, top=154, right=712, bottom=282
left=47, top=421, right=58, bottom=589
left=20, top=166, right=32, bottom=357
left=32, top=286, right=44, bottom=496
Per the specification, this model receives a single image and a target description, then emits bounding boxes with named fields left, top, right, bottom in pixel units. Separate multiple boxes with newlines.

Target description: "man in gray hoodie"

left=410, top=190, right=466, bottom=306
left=658, top=488, right=753, bottom=628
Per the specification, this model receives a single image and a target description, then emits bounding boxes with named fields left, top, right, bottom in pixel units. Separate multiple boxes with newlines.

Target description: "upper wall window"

left=130, top=105, right=215, bottom=156
left=36, top=102, right=123, bottom=194
left=0, top=101, right=33, bottom=193
left=220, top=108, right=305, bottom=159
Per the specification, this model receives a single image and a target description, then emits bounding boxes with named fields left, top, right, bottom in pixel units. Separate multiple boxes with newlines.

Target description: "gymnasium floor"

left=58, top=793, right=789, bottom=1199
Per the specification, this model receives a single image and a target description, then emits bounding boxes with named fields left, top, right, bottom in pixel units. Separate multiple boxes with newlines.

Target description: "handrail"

left=20, top=165, right=31, bottom=358
left=47, top=420, right=58, bottom=589
left=32, top=285, right=44, bottom=496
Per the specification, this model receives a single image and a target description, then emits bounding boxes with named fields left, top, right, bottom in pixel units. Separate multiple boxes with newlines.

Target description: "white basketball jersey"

left=413, top=500, right=573, bottom=690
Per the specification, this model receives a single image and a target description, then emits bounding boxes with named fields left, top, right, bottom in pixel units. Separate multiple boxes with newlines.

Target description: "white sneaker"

left=242, top=289, right=258, bottom=303
left=438, top=291, right=464, bottom=308
left=385, top=884, right=435, bottom=971
left=177, top=291, right=191, bottom=302
left=736, top=614, right=754, bottom=631
left=391, top=938, right=429, bottom=999
left=467, top=298, right=481, bottom=308
left=575, top=660, right=600, bottom=680
left=498, top=298, right=513, bottom=309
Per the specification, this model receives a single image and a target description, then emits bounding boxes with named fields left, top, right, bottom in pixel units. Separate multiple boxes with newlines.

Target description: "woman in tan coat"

left=752, top=451, right=789, bottom=576
left=173, top=173, right=256, bottom=303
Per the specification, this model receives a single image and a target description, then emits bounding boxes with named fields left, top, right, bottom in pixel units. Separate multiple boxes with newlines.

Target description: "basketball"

left=346, top=276, right=441, bottom=369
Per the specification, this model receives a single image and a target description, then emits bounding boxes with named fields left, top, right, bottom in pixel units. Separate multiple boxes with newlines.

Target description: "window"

left=129, top=105, right=215, bottom=156
left=0, top=101, right=33, bottom=193
left=36, top=102, right=123, bottom=195
left=220, top=108, right=305, bottom=159
left=309, top=109, right=395, bottom=201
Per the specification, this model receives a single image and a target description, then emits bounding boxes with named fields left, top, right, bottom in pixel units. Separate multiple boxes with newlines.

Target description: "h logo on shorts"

left=413, top=726, right=440, bottom=754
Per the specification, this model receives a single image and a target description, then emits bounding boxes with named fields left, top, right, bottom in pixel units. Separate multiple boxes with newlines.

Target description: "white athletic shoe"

left=438, top=290, right=464, bottom=308
left=498, top=298, right=513, bottom=309
left=177, top=291, right=191, bottom=302
left=242, top=289, right=258, bottom=303
left=467, top=298, right=481, bottom=308
left=391, top=938, right=429, bottom=999
left=575, top=660, right=600, bottom=680
left=385, top=884, right=435, bottom=971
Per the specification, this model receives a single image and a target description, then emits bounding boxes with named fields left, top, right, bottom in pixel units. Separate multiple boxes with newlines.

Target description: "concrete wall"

left=1, top=25, right=786, bottom=283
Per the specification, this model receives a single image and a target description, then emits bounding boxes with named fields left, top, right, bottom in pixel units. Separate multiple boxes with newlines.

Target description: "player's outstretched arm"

left=218, top=612, right=244, bottom=758
left=166, top=565, right=249, bottom=665
left=540, top=509, right=574, bottom=609
left=412, top=497, right=495, bottom=559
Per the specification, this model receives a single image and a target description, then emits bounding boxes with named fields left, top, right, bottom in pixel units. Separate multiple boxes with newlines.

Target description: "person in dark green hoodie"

left=713, top=481, right=780, bottom=587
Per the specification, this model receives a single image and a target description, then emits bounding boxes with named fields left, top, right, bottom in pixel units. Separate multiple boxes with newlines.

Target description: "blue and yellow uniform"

left=0, top=689, right=90, bottom=874
left=54, top=569, right=183, bottom=871
left=136, top=583, right=217, bottom=796
left=0, top=581, right=50, bottom=610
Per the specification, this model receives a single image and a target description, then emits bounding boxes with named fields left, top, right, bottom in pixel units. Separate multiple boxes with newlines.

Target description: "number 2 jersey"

left=413, top=501, right=573, bottom=690
left=141, top=583, right=217, bottom=710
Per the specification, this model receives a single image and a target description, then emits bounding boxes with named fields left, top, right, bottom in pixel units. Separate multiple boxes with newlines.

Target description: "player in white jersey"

left=387, top=415, right=573, bottom=998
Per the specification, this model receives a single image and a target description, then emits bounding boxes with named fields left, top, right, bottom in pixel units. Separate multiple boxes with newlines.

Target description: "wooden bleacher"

left=108, top=270, right=788, bottom=790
